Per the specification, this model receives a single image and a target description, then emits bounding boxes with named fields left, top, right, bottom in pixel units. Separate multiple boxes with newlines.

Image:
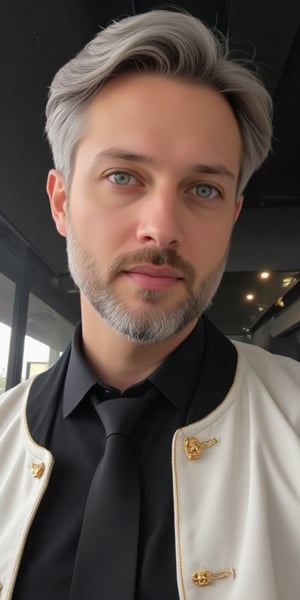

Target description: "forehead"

left=78, top=73, right=242, bottom=177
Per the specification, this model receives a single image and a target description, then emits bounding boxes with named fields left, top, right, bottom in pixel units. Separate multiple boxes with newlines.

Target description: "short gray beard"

left=66, top=219, right=227, bottom=343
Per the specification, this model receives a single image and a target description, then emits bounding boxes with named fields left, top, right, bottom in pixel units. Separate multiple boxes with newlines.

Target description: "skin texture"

left=47, top=73, right=243, bottom=389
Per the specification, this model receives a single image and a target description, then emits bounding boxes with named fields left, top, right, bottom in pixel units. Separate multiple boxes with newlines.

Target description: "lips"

left=124, top=265, right=183, bottom=279
left=123, top=265, right=183, bottom=291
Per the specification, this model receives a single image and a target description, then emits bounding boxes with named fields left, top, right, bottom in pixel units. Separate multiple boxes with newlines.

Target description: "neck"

left=80, top=296, right=197, bottom=391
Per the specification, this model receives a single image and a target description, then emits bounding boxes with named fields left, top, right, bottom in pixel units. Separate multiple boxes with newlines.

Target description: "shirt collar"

left=63, top=319, right=205, bottom=417
left=63, top=326, right=98, bottom=417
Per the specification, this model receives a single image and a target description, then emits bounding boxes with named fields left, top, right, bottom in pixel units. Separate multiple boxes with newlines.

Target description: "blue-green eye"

left=190, top=184, right=220, bottom=199
left=107, top=172, right=138, bottom=185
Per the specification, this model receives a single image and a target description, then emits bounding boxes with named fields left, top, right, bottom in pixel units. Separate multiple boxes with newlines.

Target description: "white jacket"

left=0, top=341, right=300, bottom=600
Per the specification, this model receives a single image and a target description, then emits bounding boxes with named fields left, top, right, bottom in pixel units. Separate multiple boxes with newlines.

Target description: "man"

left=0, top=9, right=299, bottom=600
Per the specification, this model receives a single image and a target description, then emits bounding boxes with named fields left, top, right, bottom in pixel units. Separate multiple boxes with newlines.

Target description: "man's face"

left=48, top=74, right=243, bottom=343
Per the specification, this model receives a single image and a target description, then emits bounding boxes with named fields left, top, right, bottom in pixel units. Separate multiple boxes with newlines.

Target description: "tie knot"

left=92, top=392, right=151, bottom=438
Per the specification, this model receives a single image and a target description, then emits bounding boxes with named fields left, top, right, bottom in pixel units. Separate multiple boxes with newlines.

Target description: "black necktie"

left=69, top=392, right=150, bottom=600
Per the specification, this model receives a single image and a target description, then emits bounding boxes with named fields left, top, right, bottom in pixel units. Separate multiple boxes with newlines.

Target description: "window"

left=22, top=293, right=74, bottom=380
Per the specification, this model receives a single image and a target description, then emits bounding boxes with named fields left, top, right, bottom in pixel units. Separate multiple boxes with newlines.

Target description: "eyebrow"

left=92, top=147, right=236, bottom=180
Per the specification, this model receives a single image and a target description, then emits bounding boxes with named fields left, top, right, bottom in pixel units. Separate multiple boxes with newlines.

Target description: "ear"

left=46, top=169, right=68, bottom=237
left=233, top=195, right=243, bottom=224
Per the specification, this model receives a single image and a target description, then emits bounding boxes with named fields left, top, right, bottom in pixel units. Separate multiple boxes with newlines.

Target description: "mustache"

left=108, top=248, right=196, bottom=287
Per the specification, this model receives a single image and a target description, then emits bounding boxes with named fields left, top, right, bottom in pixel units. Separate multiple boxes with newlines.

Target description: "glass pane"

left=0, top=273, right=16, bottom=393
left=22, top=294, right=75, bottom=380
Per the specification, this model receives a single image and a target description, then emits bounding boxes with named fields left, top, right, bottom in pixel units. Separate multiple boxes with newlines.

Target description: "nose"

left=135, top=187, right=183, bottom=248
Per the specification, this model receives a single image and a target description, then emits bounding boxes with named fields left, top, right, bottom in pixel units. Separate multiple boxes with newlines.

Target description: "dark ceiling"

left=0, top=0, right=299, bottom=335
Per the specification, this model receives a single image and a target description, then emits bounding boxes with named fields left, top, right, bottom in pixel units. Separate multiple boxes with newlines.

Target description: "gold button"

left=30, top=462, right=45, bottom=478
left=192, top=569, right=235, bottom=586
left=184, top=437, right=218, bottom=460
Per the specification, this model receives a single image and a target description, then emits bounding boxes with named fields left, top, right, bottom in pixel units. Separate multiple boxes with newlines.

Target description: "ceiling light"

left=282, top=276, right=296, bottom=288
left=258, top=306, right=264, bottom=312
left=260, top=271, right=270, bottom=280
left=275, top=297, right=285, bottom=308
left=246, top=293, right=254, bottom=301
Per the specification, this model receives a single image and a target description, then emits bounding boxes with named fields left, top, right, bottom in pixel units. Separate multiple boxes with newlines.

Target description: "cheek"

left=185, top=222, right=233, bottom=278
left=191, top=217, right=234, bottom=256
left=71, top=205, right=132, bottom=262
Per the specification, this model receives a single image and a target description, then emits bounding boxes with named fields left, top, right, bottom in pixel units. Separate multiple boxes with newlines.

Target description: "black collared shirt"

left=12, top=317, right=236, bottom=600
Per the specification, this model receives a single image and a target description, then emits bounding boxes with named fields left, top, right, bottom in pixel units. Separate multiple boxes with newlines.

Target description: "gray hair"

left=45, top=9, right=272, bottom=196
